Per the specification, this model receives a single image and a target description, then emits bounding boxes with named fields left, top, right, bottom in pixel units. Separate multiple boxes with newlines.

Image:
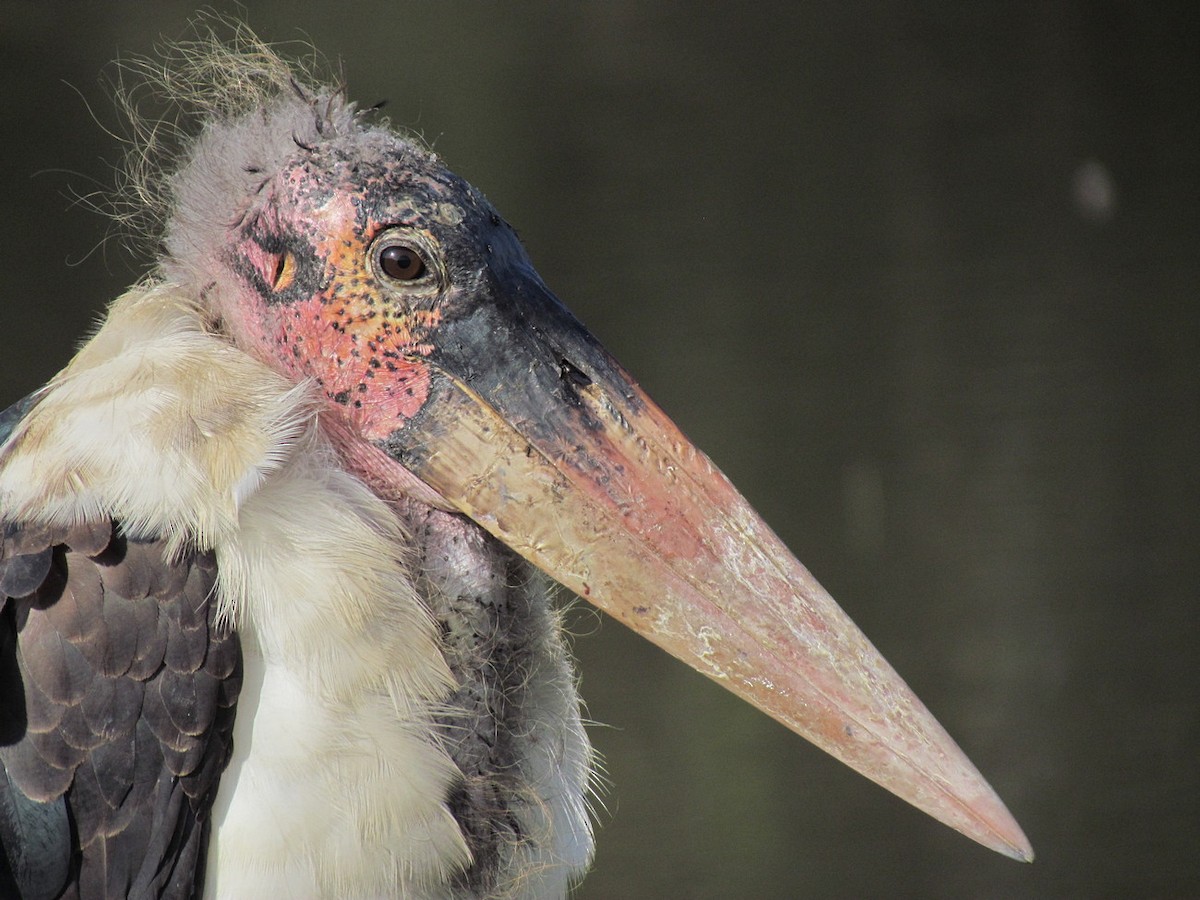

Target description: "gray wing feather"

left=0, top=776, right=70, bottom=900
left=0, top=518, right=242, bottom=900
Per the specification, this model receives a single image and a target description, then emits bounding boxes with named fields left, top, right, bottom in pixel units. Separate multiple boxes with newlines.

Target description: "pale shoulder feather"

left=0, top=281, right=313, bottom=555
left=0, top=281, right=471, bottom=896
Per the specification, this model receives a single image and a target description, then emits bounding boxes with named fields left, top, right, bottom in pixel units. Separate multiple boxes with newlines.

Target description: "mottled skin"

left=217, top=124, right=640, bottom=484
left=228, top=138, right=491, bottom=440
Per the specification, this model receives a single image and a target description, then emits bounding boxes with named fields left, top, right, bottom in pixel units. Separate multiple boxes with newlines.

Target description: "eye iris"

left=380, top=244, right=426, bottom=281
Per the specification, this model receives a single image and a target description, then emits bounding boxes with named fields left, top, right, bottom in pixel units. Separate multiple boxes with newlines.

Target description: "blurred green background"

left=2, top=3, right=1197, bottom=897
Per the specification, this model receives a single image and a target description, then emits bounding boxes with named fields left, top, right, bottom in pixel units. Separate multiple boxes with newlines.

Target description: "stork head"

left=153, top=41, right=1031, bottom=861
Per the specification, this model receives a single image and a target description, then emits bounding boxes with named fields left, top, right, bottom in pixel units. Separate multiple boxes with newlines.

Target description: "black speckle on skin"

left=332, top=391, right=350, bottom=404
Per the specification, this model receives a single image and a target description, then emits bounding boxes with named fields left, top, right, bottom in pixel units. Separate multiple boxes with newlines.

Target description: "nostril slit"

left=558, top=357, right=591, bottom=389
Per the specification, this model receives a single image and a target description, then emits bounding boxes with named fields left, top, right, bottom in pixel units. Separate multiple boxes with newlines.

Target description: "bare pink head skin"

left=161, top=64, right=1032, bottom=861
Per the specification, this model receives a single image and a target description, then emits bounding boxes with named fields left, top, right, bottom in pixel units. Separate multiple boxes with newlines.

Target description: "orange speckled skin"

left=223, top=126, right=638, bottom=474
left=216, top=124, right=650, bottom=518
left=227, top=137, right=498, bottom=441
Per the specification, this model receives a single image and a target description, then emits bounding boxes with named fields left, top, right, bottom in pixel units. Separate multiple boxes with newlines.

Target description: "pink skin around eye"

left=230, top=182, right=441, bottom=441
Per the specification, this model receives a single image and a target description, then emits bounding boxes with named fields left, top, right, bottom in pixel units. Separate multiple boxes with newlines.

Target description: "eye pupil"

left=379, top=244, right=426, bottom=281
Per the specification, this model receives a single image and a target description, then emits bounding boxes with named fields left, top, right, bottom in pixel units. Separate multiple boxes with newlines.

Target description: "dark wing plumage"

left=0, top=405, right=241, bottom=900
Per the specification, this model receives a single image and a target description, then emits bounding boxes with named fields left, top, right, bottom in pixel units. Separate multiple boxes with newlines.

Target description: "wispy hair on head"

left=102, top=15, right=344, bottom=257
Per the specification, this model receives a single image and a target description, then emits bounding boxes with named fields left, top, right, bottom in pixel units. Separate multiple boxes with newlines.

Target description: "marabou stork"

left=0, top=31, right=1031, bottom=899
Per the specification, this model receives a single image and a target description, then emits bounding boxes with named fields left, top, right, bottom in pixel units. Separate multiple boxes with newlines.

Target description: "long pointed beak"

left=382, top=268, right=1032, bottom=861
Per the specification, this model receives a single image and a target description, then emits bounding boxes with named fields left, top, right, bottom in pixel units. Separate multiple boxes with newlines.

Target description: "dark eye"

left=378, top=243, right=427, bottom=281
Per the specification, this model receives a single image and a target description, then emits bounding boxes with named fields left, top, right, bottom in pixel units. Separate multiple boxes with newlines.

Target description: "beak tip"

left=998, top=837, right=1036, bottom=864
left=964, top=788, right=1035, bottom=862
left=998, top=826, right=1035, bottom=864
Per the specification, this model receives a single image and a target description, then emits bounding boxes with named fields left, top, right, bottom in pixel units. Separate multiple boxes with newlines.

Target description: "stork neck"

left=319, top=406, right=456, bottom=511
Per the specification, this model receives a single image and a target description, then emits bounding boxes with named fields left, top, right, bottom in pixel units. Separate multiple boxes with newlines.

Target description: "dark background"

left=2, top=4, right=1197, bottom=897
